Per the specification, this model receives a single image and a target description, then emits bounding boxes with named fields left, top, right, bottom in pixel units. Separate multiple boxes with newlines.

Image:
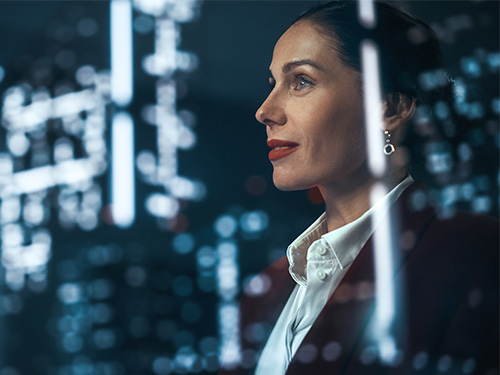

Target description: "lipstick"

left=267, top=139, right=299, bottom=161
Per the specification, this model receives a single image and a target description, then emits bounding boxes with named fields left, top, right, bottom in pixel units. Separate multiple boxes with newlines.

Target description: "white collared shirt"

left=255, top=176, right=414, bottom=375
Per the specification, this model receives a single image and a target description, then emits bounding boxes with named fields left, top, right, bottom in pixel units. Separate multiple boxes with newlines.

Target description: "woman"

left=220, top=1, right=498, bottom=374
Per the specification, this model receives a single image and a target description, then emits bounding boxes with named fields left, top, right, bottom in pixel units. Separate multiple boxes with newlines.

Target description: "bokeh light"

left=0, top=1, right=497, bottom=374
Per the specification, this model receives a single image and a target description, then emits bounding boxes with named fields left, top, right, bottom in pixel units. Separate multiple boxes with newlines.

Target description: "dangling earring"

left=383, top=130, right=395, bottom=155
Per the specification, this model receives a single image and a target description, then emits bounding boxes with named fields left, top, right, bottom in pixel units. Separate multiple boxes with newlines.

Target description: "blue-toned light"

left=57, top=283, right=83, bottom=304
left=197, top=246, right=216, bottom=268
left=173, top=233, right=195, bottom=254
left=487, top=52, right=500, bottom=71
left=418, top=69, right=448, bottom=91
left=214, top=215, right=237, bottom=238
left=491, top=98, right=500, bottom=114
left=77, top=18, right=99, bottom=37
left=153, top=356, right=172, bottom=375
left=240, top=210, right=269, bottom=234
left=460, top=57, right=481, bottom=78
left=434, top=101, right=450, bottom=120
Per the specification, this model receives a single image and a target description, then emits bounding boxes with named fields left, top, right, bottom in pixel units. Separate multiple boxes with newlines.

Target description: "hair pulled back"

left=293, top=1, right=452, bottom=105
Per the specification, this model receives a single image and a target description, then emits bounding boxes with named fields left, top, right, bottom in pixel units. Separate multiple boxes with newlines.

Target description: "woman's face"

left=255, top=21, right=369, bottom=192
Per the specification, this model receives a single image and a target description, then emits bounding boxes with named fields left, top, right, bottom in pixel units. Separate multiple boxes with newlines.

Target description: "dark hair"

left=293, top=1, right=452, bottom=105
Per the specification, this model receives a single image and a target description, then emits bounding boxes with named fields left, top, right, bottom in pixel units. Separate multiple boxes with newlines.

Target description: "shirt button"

left=315, top=269, right=327, bottom=281
left=316, top=247, right=327, bottom=256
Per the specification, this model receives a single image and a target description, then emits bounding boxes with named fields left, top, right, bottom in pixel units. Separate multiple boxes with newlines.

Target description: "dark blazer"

left=220, top=182, right=499, bottom=374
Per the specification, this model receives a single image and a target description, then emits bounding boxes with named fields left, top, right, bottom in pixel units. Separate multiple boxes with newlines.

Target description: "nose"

left=255, top=91, right=286, bottom=127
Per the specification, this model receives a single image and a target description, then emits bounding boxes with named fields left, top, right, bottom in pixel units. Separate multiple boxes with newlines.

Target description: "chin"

left=272, top=174, right=312, bottom=192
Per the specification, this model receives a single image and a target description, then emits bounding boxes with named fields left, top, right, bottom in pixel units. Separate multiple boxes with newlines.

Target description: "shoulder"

left=405, top=209, right=498, bottom=318
left=430, top=210, right=498, bottom=233
left=419, top=210, right=499, bottom=258
left=398, top=181, right=498, bottom=259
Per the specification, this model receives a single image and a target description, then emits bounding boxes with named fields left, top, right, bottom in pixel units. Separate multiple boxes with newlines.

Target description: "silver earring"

left=383, top=130, right=395, bottom=155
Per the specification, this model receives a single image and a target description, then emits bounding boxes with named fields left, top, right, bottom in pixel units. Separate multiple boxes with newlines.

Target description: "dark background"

left=0, top=1, right=498, bottom=374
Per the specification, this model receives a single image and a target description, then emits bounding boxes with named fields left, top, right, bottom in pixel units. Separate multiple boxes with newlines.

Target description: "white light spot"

left=57, top=283, right=82, bottom=304
left=145, top=193, right=179, bottom=218
left=7, top=133, right=30, bottom=157
left=244, top=274, right=271, bottom=297
left=215, top=215, right=237, bottom=238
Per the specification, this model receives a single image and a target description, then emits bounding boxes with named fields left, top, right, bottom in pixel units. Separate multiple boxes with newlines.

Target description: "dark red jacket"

left=220, top=183, right=499, bottom=374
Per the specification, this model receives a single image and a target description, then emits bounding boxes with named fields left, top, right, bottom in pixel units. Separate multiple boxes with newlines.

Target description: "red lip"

left=267, top=139, right=299, bottom=161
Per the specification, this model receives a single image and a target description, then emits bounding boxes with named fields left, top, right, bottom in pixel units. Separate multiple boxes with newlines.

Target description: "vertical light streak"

left=358, top=0, right=376, bottom=29
left=111, top=0, right=133, bottom=107
left=111, top=112, right=135, bottom=228
left=216, top=240, right=242, bottom=368
left=361, top=40, right=386, bottom=178
left=370, top=183, right=397, bottom=363
left=359, top=0, right=398, bottom=363
left=110, top=0, right=135, bottom=228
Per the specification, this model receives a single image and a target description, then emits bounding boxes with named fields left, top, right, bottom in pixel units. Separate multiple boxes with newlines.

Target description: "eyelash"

left=267, top=75, right=314, bottom=92
left=294, top=75, right=313, bottom=90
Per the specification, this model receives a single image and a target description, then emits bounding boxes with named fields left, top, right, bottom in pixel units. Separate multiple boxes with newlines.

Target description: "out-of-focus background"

left=0, top=1, right=497, bottom=374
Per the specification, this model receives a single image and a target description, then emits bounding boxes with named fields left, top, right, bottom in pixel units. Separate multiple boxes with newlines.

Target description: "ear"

left=382, top=93, right=416, bottom=131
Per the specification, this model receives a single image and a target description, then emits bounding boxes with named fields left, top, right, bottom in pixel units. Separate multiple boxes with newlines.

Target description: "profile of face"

left=255, top=21, right=369, bottom=192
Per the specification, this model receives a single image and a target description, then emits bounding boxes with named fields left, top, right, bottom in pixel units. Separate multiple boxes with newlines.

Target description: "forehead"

left=270, top=21, right=340, bottom=71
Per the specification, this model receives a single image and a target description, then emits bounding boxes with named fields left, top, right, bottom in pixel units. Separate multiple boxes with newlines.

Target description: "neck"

left=318, top=166, right=406, bottom=232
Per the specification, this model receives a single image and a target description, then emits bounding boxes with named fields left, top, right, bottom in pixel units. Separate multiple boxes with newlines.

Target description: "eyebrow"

left=283, top=59, right=325, bottom=73
left=268, top=59, right=325, bottom=79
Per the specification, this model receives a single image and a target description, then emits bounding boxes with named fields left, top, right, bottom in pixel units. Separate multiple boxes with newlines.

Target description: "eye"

left=294, top=75, right=314, bottom=90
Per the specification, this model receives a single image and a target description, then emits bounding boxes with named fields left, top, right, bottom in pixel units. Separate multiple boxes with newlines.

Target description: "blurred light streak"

left=7, top=160, right=97, bottom=195
left=111, top=0, right=133, bottom=107
left=2, top=89, right=97, bottom=131
left=0, top=73, right=108, bottom=289
left=2, top=227, right=52, bottom=291
left=370, top=182, right=398, bottom=363
left=358, top=0, right=399, bottom=363
left=361, top=40, right=386, bottom=178
left=111, top=112, right=135, bottom=228
left=134, top=0, right=205, bottom=225
left=2, top=242, right=51, bottom=271
left=358, top=0, right=376, bottom=29
left=217, top=239, right=241, bottom=368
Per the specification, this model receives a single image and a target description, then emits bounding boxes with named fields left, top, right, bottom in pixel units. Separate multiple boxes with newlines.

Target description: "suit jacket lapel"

left=286, top=182, right=436, bottom=374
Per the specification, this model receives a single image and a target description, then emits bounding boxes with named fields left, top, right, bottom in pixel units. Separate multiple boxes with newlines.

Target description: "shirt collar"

left=287, top=176, right=414, bottom=286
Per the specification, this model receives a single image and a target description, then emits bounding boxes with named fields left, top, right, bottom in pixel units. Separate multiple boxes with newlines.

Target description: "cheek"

left=310, top=106, right=365, bottom=156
